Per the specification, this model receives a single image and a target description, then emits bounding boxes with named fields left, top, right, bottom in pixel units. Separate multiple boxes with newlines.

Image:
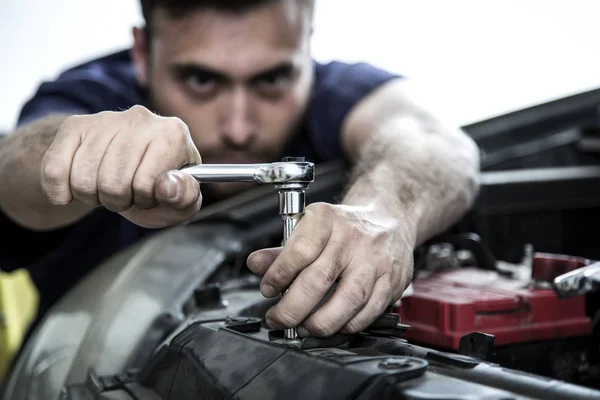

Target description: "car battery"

left=395, top=252, right=595, bottom=384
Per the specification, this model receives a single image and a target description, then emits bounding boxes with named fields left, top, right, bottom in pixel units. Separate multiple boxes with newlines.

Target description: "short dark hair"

left=140, top=0, right=313, bottom=36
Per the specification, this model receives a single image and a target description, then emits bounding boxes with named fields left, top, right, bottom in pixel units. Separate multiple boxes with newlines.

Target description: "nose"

left=220, top=88, right=257, bottom=150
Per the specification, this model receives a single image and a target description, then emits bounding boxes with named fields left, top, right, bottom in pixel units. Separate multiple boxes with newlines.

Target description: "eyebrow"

left=170, top=61, right=296, bottom=83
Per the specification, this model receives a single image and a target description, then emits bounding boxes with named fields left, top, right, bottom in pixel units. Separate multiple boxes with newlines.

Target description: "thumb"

left=247, top=247, right=282, bottom=276
left=154, top=170, right=202, bottom=210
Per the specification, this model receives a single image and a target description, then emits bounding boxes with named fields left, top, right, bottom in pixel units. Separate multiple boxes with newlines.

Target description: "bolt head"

left=226, top=317, right=249, bottom=324
left=378, top=358, right=411, bottom=370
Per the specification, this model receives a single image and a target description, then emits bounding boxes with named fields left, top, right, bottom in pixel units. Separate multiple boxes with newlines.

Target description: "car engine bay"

left=3, top=88, right=600, bottom=399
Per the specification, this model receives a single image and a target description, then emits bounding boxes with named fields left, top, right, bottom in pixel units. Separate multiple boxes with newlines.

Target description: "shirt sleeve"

left=0, top=210, right=72, bottom=273
left=307, top=61, right=403, bottom=162
left=17, top=74, right=135, bottom=126
left=17, top=93, right=90, bottom=127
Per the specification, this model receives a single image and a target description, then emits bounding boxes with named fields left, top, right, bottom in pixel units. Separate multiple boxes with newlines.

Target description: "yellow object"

left=0, top=268, right=38, bottom=383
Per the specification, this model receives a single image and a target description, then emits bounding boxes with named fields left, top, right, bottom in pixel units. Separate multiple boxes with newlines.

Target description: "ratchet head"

left=259, top=159, right=315, bottom=189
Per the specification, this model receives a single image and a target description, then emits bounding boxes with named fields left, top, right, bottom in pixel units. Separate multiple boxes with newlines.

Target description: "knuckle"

left=127, top=104, right=151, bottom=119
left=97, top=180, right=131, bottom=200
left=166, top=117, right=190, bottom=143
left=302, top=265, right=336, bottom=298
left=58, top=114, right=83, bottom=132
left=71, top=180, right=97, bottom=200
left=310, top=318, right=337, bottom=337
left=306, top=202, right=334, bottom=217
left=344, top=319, right=363, bottom=334
left=290, top=235, right=319, bottom=266
left=374, top=291, right=393, bottom=315
left=268, top=266, right=292, bottom=289
left=349, top=223, right=363, bottom=238
left=160, top=117, right=195, bottom=165
left=342, top=276, right=369, bottom=310
left=274, top=306, right=302, bottom=328
left=41, top=162, right=65, bottom=186
left=345, top=222, right=366, bottom=242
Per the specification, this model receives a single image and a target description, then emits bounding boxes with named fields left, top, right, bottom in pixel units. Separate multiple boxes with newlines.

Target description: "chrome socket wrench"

left=182, top=157, right=315, bottom=340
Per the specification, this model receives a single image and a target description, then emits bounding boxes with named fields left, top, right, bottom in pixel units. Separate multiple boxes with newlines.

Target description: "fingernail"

left=297, top=326, right=311, bottom=338
left=166, top=173, right=180, bottom=201
left=261, top=284, right=278, bottom=298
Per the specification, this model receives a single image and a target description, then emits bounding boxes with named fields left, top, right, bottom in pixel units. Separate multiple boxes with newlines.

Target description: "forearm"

left=342, top=117, right=480, bottom=247
left=0, top=115, right=93, bottom=231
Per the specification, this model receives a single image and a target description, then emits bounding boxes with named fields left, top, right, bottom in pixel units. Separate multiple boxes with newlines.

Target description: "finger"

left=131, top=127, right=199, bottom=210
left=247, top=247, right=282, bottom=276
left=302, top=262, right=377, bottom=337
left=120, top=193, right=203, bottom=229
left=154, top=169, right=202, bottom=210
left=70, top=124, right=119, bottom=206
left=119, top=172, right=202, bottom=228
left=260, top=207, right=333, bottom=297
left=339, top=274, right=394, bottom=335
left=40, top=117, right=85, bottom=205
left=264, top=242, right=343, bottom=330
left=96, top=131, right=149, bottom=212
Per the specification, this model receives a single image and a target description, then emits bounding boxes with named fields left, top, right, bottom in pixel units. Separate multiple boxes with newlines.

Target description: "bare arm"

left=0, top=106, right=204, bottom=233
left=341, top=78, right=481, bottom=247
left=248, top=77, right=481, bottom=337
left=0, top=114, right=93, bottom=231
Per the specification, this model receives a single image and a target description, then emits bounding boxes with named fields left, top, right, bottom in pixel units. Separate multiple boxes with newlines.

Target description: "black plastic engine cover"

left=141, top=324, right=428, bottom=400
left=61, top=316, right=600, bottom=400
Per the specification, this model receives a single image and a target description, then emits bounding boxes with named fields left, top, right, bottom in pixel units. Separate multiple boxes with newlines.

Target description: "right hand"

left=40, top=105, right=203, bottom=228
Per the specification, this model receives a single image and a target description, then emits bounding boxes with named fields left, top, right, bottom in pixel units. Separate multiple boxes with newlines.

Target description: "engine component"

left=554, top=261, right=600, bottom=298
left=396, top=251, right=597, bottom=386
left=60, top=314, right=600, bottom=400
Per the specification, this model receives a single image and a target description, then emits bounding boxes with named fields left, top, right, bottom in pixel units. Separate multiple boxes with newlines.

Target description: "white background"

left=1, top=0, right=600, bottom=132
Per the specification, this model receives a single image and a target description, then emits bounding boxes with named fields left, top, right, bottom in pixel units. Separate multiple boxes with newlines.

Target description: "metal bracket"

left=553, top=261, right=600, bottom=298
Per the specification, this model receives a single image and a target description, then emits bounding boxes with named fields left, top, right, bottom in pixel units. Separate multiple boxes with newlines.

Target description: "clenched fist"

left=40, top=105, right=203, bottom=228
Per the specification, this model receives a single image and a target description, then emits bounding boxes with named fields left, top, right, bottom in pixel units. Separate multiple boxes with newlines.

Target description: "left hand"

left=246, top=202, right=415, bottom=338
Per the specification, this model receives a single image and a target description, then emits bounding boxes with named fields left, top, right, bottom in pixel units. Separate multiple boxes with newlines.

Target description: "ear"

left=130, top=26, right=150, bottom=87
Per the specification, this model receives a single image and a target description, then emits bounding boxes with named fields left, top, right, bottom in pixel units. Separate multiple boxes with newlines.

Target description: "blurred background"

left=2, top=0, right=600, bottom=132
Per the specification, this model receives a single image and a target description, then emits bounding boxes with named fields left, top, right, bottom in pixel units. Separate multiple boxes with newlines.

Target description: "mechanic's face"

left=131, top=1, right=313, bottom=199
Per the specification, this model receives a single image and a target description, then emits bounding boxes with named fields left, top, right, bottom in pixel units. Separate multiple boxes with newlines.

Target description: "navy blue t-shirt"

left=1, top=49, right=401, bottom=317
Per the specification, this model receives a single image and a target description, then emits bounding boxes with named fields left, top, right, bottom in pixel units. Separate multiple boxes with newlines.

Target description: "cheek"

left=259, top=90, right=308, bottom=140
left=282, top=89, right=306, bottom=114
left=149, top=70, right=189, bottom=115
left=180, top=106, right=220, bottom=151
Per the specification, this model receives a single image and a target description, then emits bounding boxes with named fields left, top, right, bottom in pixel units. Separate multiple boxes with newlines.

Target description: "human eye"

left=183, top=72, right=219, bottom=96
left=254, top=69, right=293, bottom=98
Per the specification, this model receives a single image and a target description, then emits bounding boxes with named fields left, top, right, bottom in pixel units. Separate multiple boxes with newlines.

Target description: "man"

left=0, top=0, right=480, bottom=338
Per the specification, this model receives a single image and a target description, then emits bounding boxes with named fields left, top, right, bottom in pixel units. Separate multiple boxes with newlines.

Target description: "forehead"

left=150, top=1, right=311, bottom=77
